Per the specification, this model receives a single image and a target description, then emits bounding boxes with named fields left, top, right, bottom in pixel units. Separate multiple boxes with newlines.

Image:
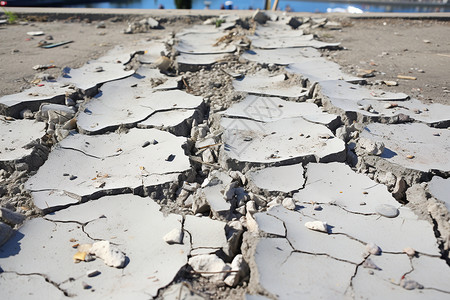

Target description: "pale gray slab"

left=77, top=69, right=202, bottom=134
left=267, top=205, right=366, bottom=264
left=253, top=212, right=286, bottom=236
left=428, top=177, right=450, bottom=211
left=59, top=60, right=135, bottom=92
left=0, top=272, right=66, bottom=299
left=233, top=74, right=307, bottom=98
left=294, top=162, right=400, bottom=214
left=241, top=47, right=321, bottom=65
left=26, top=129, right=191, bottom=211
left=97, top=44, right=143, bottom=65
left=254, top=237, right=356, bottom=299
left=409, top=255, right=450, bottom=292
left=0, top=118, right=46, bottom=162
left=175, top=32, right=237, bottom=54
left=286, top=59, right=364, bottom=83
left=254, top=23, right=305, bottom=38
left=220, top=117, right=346, bottom=166
left=0, top=82, right=71, bottom=117
left=1, top=195, right=190, bottom=299
left=298, top=203, right=440, bottom=255
left=176, top=52, right=228, bottom=67
left=134, top=41, right=167, bottom=64
left=360, top=123, right=450, bottom=173
left=223, top=95, right=322, bottom=122
left=184, top=215, right=227, bottom=251
left=249, top=35, right=340, bottom=49
left=247, top=164, right=305, bottom=193
left=137, top=109, right=199, bottom=137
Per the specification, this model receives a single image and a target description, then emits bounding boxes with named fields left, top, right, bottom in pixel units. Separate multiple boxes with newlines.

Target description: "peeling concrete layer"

left=233, top=74, right=307, bottom=98
left=241, top=47, right=321, bottom=65
left=25, top=128, right=191, bottom=211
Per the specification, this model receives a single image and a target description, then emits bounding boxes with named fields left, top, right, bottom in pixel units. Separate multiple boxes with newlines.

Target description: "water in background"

left=66, top=0, right=449, bottom=13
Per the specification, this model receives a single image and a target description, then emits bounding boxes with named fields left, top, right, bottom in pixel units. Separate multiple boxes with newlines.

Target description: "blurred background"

left=3, top=0, right=450, bottom=14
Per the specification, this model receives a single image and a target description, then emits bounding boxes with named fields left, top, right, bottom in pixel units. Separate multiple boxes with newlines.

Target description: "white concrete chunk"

left=184, top=215, right=228, bottom=252
left=175, top=32, right=236, bottom=54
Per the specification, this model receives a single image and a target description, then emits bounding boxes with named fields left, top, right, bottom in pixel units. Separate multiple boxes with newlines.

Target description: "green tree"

left=175, top=0, right=192, bottom=9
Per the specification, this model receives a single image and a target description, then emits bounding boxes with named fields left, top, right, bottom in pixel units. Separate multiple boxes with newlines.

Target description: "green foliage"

left=215, top=19, right=225, bottom=28
left=1, top=7, right=17, bottom=24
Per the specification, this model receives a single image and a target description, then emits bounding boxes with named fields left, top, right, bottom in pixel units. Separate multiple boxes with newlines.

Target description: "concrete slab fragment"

left=428, top=176, right=450, bottom=211
left=0, top=82, right=72, bottom=117
left=25, top=128, right=191, bottom=211
left=298, top=203, right=440, bottom=255
left=220, top=117, right=346, bottom=167
left=135, top=41, right=167, bottom=64
left=137, top=109, right=200, bottom=137
left=0, top=118, right=46, bottom=162
left=360, top=123, right=450, bottom=174
left=241, top=48, right=321, bottom=65
left=1, top=195, right=190, bottom=298
left=59, top=60, right=135, bottom=92
left=254, top=237, right=355, bottom=299
left=175, top=32, right=236, bottom=54
left=409, top=255, right=450, bottom=292
left=249, top=35, right=340, bottom=49
left=246, top=164, right=305, bottom=194
left=77, top=69, right=202, bottom=134
left=253, top=212, right=286, bottom=236
left=286, top=58, right=363, bottom=83
left=184, top=215, right=228, bottom=253
left=266, top=205, right=366, bottom=264
left=233, top=75, right=307, bottom=98
left=294, top=162, right=400, bottom=214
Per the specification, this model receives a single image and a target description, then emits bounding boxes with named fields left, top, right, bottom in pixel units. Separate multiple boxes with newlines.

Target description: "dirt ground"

left=0, top=13, right=449, bottom=107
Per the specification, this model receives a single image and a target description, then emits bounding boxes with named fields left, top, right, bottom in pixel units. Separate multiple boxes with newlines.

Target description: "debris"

left=365, top=242, right=381, bottom=255
left=90, top=240, right=126, bottom=268
left=27, top=31, right=45, bottom=36
left=188, top=254, right=231, bottom=284
left=397, top=75, right=417, bottom=80
left=304, top=220, right=328, bottom=233
left=163, top=228, right=184, bottom=245
left=400, top=278, right=423, bottom=290
left=86, top=269, right=100, bottom=277
left=40, top=40, right=73, bottom=49
left=32, top=64, right=56, bottom=70
left=403, top=247, right=416, bottom=257
left=0, top=208, right=25, bottom=225
left=383, top=80, right=398, bottom=86
left=0, top=222, right=13, bottom=247
left=282, top=198, right=296, bottom=210
left=362, top=258, right=381, bottom=270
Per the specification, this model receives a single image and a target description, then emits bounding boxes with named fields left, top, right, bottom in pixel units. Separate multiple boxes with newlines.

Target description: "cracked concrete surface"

left=1, top=11, right=449, bottom=300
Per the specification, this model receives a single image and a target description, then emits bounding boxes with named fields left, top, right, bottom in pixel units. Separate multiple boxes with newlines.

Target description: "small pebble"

left=360, top=202, right=366, bottom=206
left=313, top=204, right=322, bottom=211
left=69, top=175, right=77, bottom=181
left=375, top=204, right=399, bottom=218
left=363, top=258, right=381, bottom=270
left=87, top=270, right=100, bottom=277
left=305, top=220, right=328, bottom=233
left=406, top=155, right=415, bottom=159
left=403, top=247, right=416, bottom=257
left=142, top=141, right=150, bottom=148
left=400, top=279, right=423, bottom=290
left=282, top=198, right=296, bottom=210
left=82, top=281, right=92, bottom=290
left=365, top=242, right=381, bottom=255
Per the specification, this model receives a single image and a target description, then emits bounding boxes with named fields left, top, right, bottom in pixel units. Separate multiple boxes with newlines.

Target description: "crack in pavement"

left=3, top=270, right=72, bottom=297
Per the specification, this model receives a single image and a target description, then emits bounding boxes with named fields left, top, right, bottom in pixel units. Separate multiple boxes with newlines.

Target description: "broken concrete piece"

left=0, top=118, right=46, bottom=163
left=184, top=215, right=228, bottom=255
left=189, top=254, right=231, bottom=284
left=137, top=109, right=200, bottom=137
left=304, top=220, right=328, bottom=233
left=428, top=176, right=450, bottom=211
left=286, top=58, right=363, bottom=83
left=241, top=48, right=320, bottom=65
left=163, top=227, right=184, bottom=245
left=365, top=242, right=382, bottom=255
left=220, top=117, right=346, bottom=168
left=26, top=128, right=191, bottom=211
left=375, top=204, right=399, bottom=218
left=246, top=164, right=305, bottom=194
left=233, top=74, right=307, bottom=98
left=249, top=34, right=340, bottom=49
left=77, top=69, right=200, bottom=134
left=224, top=254, right=248, bottom=287
left=90, top=240, right=125, bottom=268
left=357, top=137, right=385, bottom=156
left=222, top=95, right=328, bottom=123
left=252, top=9, right=269, bottom=24
left=175, top=32, right=237, bottom=54
left=282, top=198, right=296, bottom=210
left=294, top=162, right=400, bottom=214
left=360, top=123, right=450, bottom=174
